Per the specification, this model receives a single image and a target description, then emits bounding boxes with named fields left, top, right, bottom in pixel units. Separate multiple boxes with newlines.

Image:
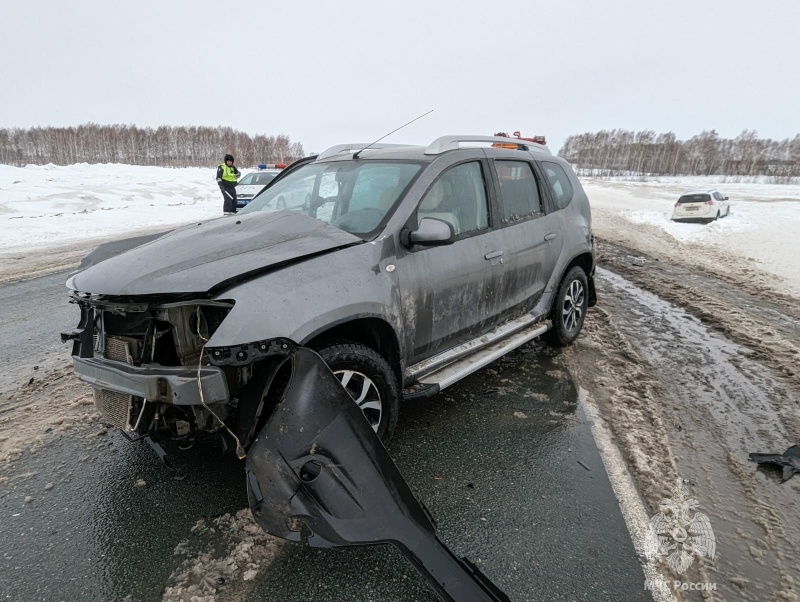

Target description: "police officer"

left=216, top=154, right=240, bottom=214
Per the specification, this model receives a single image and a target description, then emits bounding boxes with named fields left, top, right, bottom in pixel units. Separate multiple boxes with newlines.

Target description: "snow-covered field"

left=2, top=164, right=799, bottom=297
left=0, top=163, right=223, bottom=253
left=583, top=176, right=800, bottom=297
left=0, top=163, right=239, bottom=282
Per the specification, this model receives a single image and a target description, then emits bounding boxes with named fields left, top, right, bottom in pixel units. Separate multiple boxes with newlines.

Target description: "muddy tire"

left=317, top=342, right=399, bottom=445
left=546, top=266, right=588, bottom=347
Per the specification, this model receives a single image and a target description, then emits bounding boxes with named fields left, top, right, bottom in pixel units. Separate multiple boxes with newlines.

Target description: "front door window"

left=416, top=161, right=489, bottom=236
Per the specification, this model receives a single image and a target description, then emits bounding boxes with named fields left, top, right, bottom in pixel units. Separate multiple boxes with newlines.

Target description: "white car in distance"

left=671, top=190, right=730, bottom=223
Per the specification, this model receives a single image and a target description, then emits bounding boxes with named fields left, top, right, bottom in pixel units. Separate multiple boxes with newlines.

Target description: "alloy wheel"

left=562, top=280, right=585, bottom=332
left=333, top=369, right=383, bottom=432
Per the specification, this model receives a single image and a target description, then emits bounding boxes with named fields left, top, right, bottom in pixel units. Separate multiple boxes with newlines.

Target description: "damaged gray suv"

left=63, top=135, right=596, bottom=452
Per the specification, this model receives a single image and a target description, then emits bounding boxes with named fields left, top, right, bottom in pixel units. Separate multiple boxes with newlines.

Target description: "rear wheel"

left=317, top=342, right=399, bottom=444
left=546, top=266, right=588, bottom=346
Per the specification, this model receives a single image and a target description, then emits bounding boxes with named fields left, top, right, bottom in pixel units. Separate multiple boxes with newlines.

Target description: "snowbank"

left=0, top=163, right=227, bottom=253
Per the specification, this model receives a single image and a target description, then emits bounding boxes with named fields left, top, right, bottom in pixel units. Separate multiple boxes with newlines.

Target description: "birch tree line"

left=559, top=129, right=800, bottom=179
left=0, top=123, right=305, bottom=167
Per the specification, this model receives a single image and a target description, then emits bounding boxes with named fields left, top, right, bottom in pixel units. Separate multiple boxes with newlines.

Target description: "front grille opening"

left=93, top=304, right=232, bottom=368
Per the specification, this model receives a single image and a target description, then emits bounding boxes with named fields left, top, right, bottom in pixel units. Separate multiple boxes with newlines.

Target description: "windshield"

left=240, top=160, right=422, bottom=237
left=239, top=172, right=279, bottom=186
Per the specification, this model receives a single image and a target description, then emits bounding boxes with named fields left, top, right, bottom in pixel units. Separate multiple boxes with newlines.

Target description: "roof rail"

left=425, top=135, right=551, bottom=155
left=317, top=143, right=409, bottom=161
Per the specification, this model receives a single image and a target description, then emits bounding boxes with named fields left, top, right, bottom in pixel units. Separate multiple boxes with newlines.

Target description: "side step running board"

left=402, top=383, right=440, bottom=402
left=415, top=320, right=551, bottom=392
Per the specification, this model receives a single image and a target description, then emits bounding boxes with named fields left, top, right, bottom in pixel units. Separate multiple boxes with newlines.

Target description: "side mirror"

left=403, top=217, right=455, bottom=248
left=723, top=196, right=729, bottom=201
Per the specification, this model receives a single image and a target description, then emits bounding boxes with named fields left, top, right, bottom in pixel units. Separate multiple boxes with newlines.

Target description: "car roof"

left=682, top=190, right=717, bottom=195
left=315, top=138, right=552, bottom=164
left=318, top=145, right=431, bottom=162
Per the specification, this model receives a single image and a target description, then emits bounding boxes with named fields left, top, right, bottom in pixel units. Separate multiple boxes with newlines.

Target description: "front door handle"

left=484, top=250, right=503, bottom=260
left=544, top=233, right=557, bottom=241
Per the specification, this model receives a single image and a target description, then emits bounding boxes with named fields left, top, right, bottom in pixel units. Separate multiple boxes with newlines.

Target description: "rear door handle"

left=544, top=233, right=557, bottom=241
left=484, top=250, right=503, bottom=260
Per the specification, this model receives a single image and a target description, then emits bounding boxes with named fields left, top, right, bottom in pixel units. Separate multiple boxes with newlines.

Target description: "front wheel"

left=317, top=342, right=399, bottom=444
left=546, top=266, right=588, bottom=346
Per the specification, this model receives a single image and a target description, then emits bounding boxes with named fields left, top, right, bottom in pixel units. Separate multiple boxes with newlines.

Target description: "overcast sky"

left=2, top=0, right=799, bottom=155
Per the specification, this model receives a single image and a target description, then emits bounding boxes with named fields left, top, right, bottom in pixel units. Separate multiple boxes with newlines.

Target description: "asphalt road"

left=0, top=271, right=650, bottom=602
left=0, top=270, right=77, bottom=394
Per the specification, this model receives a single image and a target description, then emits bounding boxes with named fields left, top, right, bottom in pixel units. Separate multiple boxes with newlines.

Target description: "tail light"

left=705, top=200, right=714, bottom=205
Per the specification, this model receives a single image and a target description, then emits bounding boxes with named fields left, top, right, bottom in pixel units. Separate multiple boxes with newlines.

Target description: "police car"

left=235, top=164, right=286, bottom=208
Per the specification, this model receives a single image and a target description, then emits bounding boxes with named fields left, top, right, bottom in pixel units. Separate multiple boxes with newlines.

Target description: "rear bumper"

left=672, top=208, right=711, bottom=221
left=72, top=356, right=230, bottom=406
left=672, top=216, right=712, bottom=223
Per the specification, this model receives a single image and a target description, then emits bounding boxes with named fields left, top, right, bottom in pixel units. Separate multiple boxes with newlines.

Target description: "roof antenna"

left=353, top=110, right=433, bottom=159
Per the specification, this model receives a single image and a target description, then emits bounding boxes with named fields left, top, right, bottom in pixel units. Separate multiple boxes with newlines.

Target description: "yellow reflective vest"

left=219, top=164, right=238, bottom=183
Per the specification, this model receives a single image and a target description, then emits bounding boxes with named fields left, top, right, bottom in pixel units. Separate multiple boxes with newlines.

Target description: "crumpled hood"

left=70, top=211, right=362, bottom=296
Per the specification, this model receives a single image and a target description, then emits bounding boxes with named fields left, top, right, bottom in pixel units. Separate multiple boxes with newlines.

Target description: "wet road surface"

left=587, top=263, right=800, bottom=601
left=247, top=350, right=647, bottom=601
left=0, top=268, right=651, bottom=602
left=0, top=270, right=76, bottom=394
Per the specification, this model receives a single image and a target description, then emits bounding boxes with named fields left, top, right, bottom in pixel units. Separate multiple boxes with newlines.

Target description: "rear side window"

left=678, top=194, right=711, bottom=203
left=541, top=162, right=574, bottom=209
left=494, top=160, right=542, bottom=222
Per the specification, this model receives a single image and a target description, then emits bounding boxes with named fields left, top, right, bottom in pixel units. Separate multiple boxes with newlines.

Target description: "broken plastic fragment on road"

left=245, top=347, right=510, bottom=602
left=749, top=445, right=800, bottom=483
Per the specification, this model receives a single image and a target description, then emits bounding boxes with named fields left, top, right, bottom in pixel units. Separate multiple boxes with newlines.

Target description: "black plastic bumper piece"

left=245, top=348, right=510, bottom=602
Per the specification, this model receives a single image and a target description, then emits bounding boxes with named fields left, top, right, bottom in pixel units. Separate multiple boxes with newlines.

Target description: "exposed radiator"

left=94, top=389, right=134, bottom=431
left=93, top=334, right=141, bottom=364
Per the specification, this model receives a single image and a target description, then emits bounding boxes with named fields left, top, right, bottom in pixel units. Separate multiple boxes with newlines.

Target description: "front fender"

left=205, top=244, right=402, bottom=350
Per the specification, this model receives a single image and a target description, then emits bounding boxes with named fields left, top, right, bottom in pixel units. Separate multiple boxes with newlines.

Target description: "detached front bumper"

left=72, top=356, right=229, bottom=406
